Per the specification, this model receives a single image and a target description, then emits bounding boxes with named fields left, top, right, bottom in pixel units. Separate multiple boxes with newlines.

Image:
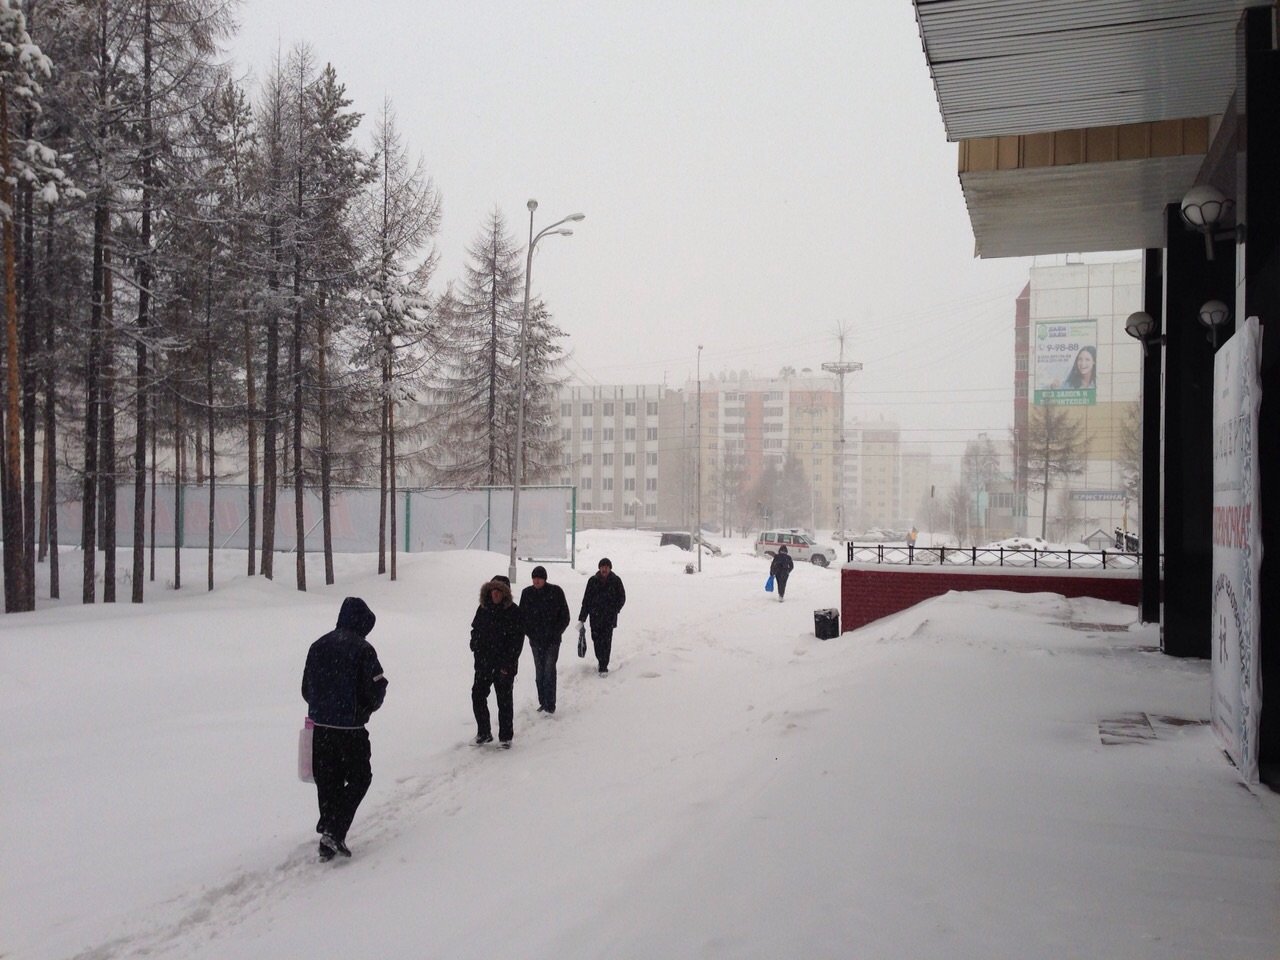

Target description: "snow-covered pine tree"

left=502, top=298, right=566, bottom=485
left=429, top=208, right=524, bottom=487
left=352, top=98, right=440, bottom=578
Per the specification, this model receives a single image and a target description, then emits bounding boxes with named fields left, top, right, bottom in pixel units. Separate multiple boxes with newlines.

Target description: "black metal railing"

left=845, top=543, right=1150, bottom=570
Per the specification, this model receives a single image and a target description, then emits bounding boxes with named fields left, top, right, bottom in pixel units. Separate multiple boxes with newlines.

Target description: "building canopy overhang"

left=913, top=0, right=1264, bottom=257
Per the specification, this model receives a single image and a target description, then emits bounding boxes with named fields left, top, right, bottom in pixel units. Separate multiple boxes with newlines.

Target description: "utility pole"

left=696, top=344, right=703, bottom=572
left=822, top=329, right=863, bottom=535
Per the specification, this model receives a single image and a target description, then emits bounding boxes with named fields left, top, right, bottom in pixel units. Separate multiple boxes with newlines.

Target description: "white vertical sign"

left=1210, top=316, right=1263, bottom=782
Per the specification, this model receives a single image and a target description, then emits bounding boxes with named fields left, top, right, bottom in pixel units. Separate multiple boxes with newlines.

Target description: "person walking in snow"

left=577, top=558, right=626, bottom=675
left=520, top=565, right=571, bottom=714
left=470, top=575, right=525, bottom=747
left=770, top=545, right=794, bottom=602
left=301, top=596, right=388, bottom=862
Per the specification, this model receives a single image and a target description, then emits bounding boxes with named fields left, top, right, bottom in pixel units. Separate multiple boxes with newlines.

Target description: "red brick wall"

left=839, top=566, right=1144, bottom=632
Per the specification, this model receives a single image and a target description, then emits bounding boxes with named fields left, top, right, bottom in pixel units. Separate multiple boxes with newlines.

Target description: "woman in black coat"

left=470, top=577, right=524, bottom=746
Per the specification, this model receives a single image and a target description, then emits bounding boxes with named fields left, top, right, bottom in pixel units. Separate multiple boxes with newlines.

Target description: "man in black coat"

left=577, top=557, right=626, bottom=675
left=470, top=576, right=524, bottom=747
left=302, top=596, right=388, bottom=861
left=520, top=565, right=571, bottom=714
left=769, top=544, right=795, bottom=602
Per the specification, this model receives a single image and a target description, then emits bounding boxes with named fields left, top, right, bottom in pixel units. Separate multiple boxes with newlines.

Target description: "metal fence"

left=846, top=543, right=1149, bottom=570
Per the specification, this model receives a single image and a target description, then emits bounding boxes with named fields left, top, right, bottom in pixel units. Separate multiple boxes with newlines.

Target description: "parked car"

left=659, top=531, right=723, bottom=556
left=753, top=529, right=837, bottom=566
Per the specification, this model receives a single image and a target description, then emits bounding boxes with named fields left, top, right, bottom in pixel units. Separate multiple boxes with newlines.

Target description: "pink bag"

left=298, top=717, right=315, bottom=783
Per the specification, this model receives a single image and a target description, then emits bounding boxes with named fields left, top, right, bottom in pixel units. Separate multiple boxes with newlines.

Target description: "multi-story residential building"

left=557, top=385, right=666, bottom=528
left=1013, top=259, right=1143, bottom=543
left=849, top=417, right=901, bottom=532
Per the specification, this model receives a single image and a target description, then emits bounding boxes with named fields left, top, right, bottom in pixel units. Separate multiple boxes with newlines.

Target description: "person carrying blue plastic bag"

left=769, top=545, right=794, bottom=602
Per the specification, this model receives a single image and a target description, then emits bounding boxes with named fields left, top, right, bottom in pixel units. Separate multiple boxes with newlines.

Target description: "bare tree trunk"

left=39, top=206, right=57, bottom=598
left=149, top=392, right=156, bottom=581
left=206, top=263, right=215, bottom=592
left=261, top=236, right=279, bottom=578
left=292, top=181, right=305, bottom=592
left=389, top=392, right=397, bottom=581
left=244, top=308, right=256, bottom=575
left=0, top=85, right=31, bottom=611
left=20, top=107, right=35, bottom=606
left=101, top=219, right=116, bottom=602
left=318, top=298, right=333, bottom=585
left=173, top=398, right=182, bottom=590
left=378, top=364, right=387, bottom=575
left=132, top=0, right=152, bottom=604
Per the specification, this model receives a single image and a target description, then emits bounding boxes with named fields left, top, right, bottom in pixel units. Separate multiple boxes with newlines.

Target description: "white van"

left=754, top=529, right=837, bottom=567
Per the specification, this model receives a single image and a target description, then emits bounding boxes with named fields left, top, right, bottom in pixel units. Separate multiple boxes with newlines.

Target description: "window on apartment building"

left=645, top=477, right=657, bottom=492
left=602, top=477, right=613, bottom=491
left=647, top=452, right=658, bottom=466
left=562, top=452, right=571, bottom=466
left=602, top=502, right=613, bottom=513
left=625, top=401, right=636, bottom=416
left=624, top=453, right=635, bottom=466
left=646, top=427, right=658, bottom=440
left=624, top=478, right=636, bottom=491
left=763, top=423, right=782, bottom=433
left=624, top=427, right=636, bottom=441
left=767, top=391, right=783, bottom=401
left=582, top=453, right=592, bottom=465
left=724, top=392, right=741, bottom=401
left=764, top=438, right=783, bottom=449
left=603, top=402, right=614, bottom=417
left=561, top=428, right=571, bottom=441
left=623, top=502, right=634, bottom=516
left=560, top=402, right=572, bottom=417
left=581, top=501, right=592, bottom=510
left=602, top=453, right=614, bottom=466
left=560, top=476, right=570, bottom=486
left=582, top=427, right=593, bottom=441
left=582, top=402, right=593, bottom=416
left=645, top=503, right=656, bottom=517
left=602, top=428, right=614, bottom=441
left=812, top=442, right=822, bottom=450
left=763, top=406, right=783, bottom=417
left=724, top=406, right=744, bottom=418
left=581, top=477, right=592, bottom=490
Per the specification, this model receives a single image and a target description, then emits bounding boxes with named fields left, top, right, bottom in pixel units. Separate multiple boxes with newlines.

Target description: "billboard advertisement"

left=1034, top=319, right=1097, bottom=405
left=1210, top=316, right=1262, bottom=783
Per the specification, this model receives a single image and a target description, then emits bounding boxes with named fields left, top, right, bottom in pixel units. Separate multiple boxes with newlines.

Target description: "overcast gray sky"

left=230, top=1, right=1041, bottom=455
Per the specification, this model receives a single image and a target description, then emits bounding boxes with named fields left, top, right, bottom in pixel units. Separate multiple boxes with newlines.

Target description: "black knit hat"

left=598, top=558, right=612, bottom=569
left=531, top=565, right=548, bottom=579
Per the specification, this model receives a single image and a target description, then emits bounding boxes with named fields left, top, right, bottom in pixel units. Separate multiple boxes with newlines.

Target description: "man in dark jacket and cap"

left=769, top=544, right=794, bottom=602
left=471, top=576, right=524, bottom=747
left=520, top=565, right=571, bottom=714
left=302, top=596, right=387, bottom=861
left=577, top=558, right=626, bottom=675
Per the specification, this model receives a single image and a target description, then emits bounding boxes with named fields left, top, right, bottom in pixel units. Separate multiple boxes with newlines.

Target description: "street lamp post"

left=509, top=199, right=585, bottom=584
left=696, top=344, right=703, bottom=572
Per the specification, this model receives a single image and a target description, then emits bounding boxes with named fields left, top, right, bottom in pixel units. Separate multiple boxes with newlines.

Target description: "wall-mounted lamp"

left=1124, top=311, right=1164, bottom=356
left=1180, top=184, right=1237, bottom=261
left=1198, top=299, right=1232, bottom=349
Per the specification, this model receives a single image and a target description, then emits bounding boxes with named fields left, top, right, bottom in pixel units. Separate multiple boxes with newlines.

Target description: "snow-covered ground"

left=2, top=531, right=1277, bottom=960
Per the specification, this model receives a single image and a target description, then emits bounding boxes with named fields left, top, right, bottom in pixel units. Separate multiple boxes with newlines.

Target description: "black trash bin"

left=814, top=607, right=840, bottom=640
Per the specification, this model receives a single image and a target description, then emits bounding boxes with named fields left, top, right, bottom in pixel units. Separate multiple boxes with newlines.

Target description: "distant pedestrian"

left=770, top=545, right=794, bottom=602
left=471, top=575, right=524, bottom=747
left=577, top=558, right=626, bottom=675
left=301, top=596, right=388, bottom=862
left=520, top=565, right=571, bottom=714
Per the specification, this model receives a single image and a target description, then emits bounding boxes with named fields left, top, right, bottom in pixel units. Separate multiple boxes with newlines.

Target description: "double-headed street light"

left=509, top=199, right=585, bottom=584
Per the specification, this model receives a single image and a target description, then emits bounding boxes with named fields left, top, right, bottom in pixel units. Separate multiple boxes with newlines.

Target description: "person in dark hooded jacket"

left=769, top=545, right=794, bottom=602
left=470, top=576, right=524, bottom=746
left=302, top=596, right=387, bottom=861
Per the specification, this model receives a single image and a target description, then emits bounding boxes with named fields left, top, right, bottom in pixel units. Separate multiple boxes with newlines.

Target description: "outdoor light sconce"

left=1180, top=184, right=1237, bottom=260
left=1124, top=311, right=1164, bottom=356
left=1198, top=299, right=1232, bottom=349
